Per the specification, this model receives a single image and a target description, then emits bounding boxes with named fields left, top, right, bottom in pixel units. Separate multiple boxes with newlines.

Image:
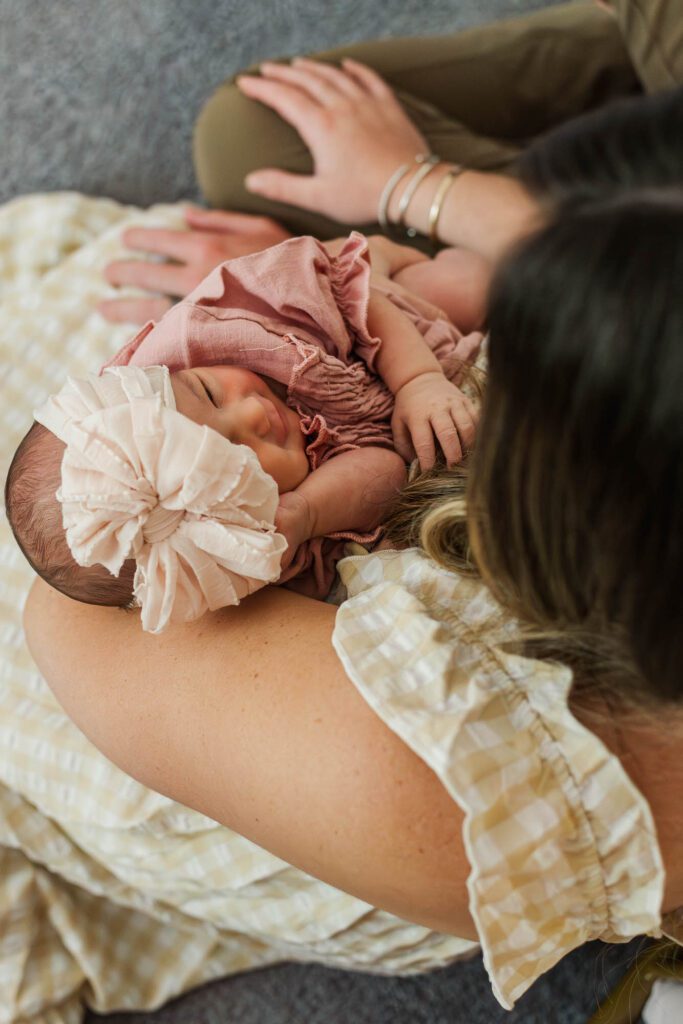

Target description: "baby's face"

left=171, top=366, right=309, bottom=492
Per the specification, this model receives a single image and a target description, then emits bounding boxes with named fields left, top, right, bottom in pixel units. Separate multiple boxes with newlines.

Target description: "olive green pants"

left=193, top=0, right=681, bottom=241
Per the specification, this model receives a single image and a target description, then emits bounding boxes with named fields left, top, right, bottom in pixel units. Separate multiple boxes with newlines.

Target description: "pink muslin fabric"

left=105, top=232, right=483, bottom=597
left=34, top=366, right=287, bottom=633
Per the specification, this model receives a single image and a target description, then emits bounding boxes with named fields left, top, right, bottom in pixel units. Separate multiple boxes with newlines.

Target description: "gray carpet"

left=87, top=940, right=649, bottom=1024
left=2, top=0, right=557, bottom=207
left=3, top=2, right=637, bottom=1022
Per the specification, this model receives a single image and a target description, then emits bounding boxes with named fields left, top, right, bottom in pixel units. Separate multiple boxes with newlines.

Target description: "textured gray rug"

left=86, top=940, right=646, bottom=1024
left=3, top=0, right=556, bottom=207
left=3, top=1, right=636, bottom=1022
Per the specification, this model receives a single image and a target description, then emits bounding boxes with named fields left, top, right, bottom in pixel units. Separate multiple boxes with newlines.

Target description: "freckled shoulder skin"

left=23, top=576, right=477, bottom=940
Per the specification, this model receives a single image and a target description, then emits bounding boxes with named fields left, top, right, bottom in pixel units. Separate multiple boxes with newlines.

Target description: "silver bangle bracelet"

left=377, top=161, right=412, bottom=231
left=396, top=154, right=440, bottom=237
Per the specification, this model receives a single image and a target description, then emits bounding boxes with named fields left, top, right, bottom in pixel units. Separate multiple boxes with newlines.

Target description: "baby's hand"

left=274, top=490, right=315, bottom=571
left=391, top=371, right=478, bottom=469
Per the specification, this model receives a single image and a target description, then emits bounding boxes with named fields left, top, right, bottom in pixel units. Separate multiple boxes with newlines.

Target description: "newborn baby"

left=6, top=232, right=484, bottom=632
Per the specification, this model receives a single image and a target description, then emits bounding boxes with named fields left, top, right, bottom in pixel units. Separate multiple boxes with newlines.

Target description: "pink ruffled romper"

left=105, top=232, right=479, bottom=596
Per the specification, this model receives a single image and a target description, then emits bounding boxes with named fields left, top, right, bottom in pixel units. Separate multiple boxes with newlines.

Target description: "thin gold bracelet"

left=428, top=165, right=463, bottom=245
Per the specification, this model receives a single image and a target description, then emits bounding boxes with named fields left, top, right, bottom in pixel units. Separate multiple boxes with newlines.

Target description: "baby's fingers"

left=409, top=422, right=437, bottom=471
left=390, top=416, right=415, bottom=464
left=452, top=398, right=478, bottom=452
left=430, top=412, right=463, bottom=466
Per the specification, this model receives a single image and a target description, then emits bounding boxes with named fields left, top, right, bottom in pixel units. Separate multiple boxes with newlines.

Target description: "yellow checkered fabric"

left=334, top=547, right=670, bottom=1009
left=1, top=193, right=676, bottom=1021
left=0, top=194, right=477, bottom=1024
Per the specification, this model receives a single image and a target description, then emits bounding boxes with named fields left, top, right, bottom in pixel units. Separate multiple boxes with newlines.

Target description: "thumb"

left=245, top=169, right=320, bottom=211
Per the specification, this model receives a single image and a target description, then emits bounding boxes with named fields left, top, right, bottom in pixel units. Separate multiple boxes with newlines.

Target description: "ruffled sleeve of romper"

left=102, top=234, right=395, bottom=600
left=332, top=548, right=666, bottom=1010
left=103, top=232, right=397, bottom=463
left=103, top=231, right=380, bottom=374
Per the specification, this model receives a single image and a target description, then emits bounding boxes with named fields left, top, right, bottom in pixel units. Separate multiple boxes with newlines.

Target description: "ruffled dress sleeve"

left=103, top=232, right=381, bottom=374
left=102, top=232, right=397, bottom=466
left=332, top=547, right=665, bottom=1010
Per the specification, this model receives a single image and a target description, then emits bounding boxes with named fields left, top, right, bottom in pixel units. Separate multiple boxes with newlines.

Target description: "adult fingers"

left=291, top=57, right=365, bottom=99
left=184, top=206, right=288, bottom=236
left=97, top=296, right=172, bottom=325
left=259, top=60, right=341, bottom=107
left=237, top=74, right=323, bottom=140
left=245, top=168, right=323, bottom=212
left=340, top=58, right=394, bottom=100
left=430, top=413, right=463, bottom=467
left=121, top=227, right=197, bottom=262
left=104, top=258, right=191, bottom=296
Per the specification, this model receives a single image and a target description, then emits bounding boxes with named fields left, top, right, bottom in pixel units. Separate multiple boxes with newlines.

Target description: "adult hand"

left=99, top=207, right=292, bottom=324
left=237, top=58, right=429, bottom=223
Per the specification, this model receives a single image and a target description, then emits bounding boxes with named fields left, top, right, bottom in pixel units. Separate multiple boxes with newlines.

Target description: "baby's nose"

left=241, top=395, right=270, bottom=437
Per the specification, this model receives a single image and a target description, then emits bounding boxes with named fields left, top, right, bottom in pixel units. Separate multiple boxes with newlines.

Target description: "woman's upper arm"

left=23, top=578, right=476, bottom=940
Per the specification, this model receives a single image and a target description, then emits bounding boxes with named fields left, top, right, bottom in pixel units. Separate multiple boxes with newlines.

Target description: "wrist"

left=394, top=368, right=443, bottom=397
left=394, top=163, right=464, bottom=239
left=279, top=489, right=316, bottom=542
left=388, top=162, right=455, bottom=229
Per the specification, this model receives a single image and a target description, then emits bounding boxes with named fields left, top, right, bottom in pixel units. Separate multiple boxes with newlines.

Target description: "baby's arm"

left=366, top=286, right=478, bottom=468
left=275, top=447, right=406, bottom=568
left=324, top=234, right=488, bottom=332
left=391, top=247, right=490, bottom=333
left=361, top=235, right=489, bottom=332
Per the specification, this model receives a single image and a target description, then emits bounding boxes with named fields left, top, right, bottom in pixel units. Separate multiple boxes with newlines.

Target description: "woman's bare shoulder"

left=23, top=577, right=476, bottom=940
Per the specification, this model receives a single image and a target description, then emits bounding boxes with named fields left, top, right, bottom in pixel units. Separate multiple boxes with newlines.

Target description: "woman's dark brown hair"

left=468, top=193, right=683, bottom=703
left=517, top=85, right=683, bottom=209
left=385, top=86, right=683, bottom=703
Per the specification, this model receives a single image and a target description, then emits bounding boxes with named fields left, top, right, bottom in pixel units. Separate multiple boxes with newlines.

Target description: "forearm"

left=367, top=287, right=442, bottom=394
left=391, top=248, right=490, bottom=333
left=295, top=447, right=406, bottom=538
left=389, top=167, right=542, bottom=263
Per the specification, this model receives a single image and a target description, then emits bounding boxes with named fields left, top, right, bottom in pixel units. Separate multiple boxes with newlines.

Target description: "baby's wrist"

left=278, top=489, right=316, bottom=543
left=394, top=368, right=443, bottom=397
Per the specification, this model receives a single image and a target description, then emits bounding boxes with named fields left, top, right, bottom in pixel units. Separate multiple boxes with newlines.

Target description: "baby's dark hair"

left=4, top=422, right=135, bottom=606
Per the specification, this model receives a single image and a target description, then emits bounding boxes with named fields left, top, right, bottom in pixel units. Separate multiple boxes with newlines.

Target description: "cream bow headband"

left=34, top=365, right=287, bottom=634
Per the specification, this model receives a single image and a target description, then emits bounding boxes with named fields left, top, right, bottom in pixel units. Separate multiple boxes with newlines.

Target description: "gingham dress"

left=0, top=194, right=676, bottom=1024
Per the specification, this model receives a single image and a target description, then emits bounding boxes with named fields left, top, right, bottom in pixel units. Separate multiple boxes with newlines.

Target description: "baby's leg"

left=392, top=248, right=490, bottom=333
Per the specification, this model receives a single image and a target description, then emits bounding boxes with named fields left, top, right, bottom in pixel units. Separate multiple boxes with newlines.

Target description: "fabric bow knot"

left=141, top=505, right=185, bottom=545
left=34, top=365, right=287, bottom=634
